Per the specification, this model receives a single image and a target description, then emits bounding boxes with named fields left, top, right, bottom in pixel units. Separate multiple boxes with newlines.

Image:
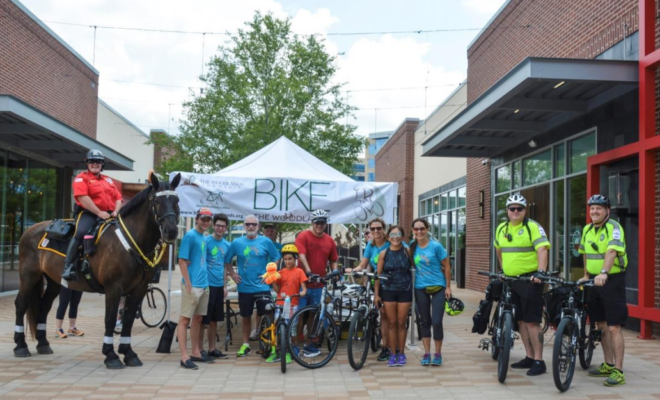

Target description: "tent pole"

left=167, top=244, right=173, bottom=323
left=410, top=267, right=416, bottom=346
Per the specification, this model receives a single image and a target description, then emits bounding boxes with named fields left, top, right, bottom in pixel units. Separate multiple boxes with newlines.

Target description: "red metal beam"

left=628, top=305, right=660, bottom=323
left=587, top=142, right=641, bottom=167
left=638, top=149, right=656, bottom=338
left=640, top=0, right=656, bottom=59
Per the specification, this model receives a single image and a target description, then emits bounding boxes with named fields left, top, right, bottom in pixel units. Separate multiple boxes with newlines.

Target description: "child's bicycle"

left=256, top=294, right=300, bottom=374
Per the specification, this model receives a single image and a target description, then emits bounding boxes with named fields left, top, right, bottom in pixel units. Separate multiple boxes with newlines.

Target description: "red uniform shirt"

left=295, top=230, right=338, bottom=289
left=73, top=171, right=122, bottom=212
left=275, top=267, right=308, bottom=306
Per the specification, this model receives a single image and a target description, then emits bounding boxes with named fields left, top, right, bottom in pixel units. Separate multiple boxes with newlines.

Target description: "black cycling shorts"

left=586, top=272, right=628, bottom=327
left=510, top=279, right=544, bottom=324
left=238, top=291, right=271, bottom=318
left=381, top=289, right=412, bottom=303
left=202, top=286, right=225, bottom=324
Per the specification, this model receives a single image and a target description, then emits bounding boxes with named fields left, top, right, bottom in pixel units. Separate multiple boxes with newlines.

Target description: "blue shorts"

left=298, top=288, right=323, bottom=308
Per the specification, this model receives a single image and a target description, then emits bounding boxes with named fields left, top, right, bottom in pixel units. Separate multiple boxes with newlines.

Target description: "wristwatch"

left=600, top=269, right=608, bottom=275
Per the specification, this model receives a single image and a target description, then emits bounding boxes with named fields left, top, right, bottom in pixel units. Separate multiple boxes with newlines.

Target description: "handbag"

left=45, top=219, right=74, bottom=240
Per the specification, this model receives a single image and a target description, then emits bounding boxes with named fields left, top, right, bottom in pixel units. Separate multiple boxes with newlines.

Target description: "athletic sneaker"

left=432, top=353, right=443, bottom=366
left=55, top=329, right=67, bottom=339
left=265, top=348, right=279, bottom=363
left=208, top=349, right=229, bottom=359
left=377, top=347, right=390, bottom=362
left=397, top=354, right=407, bottom=366
left=249, top=328, right=259, bottom=341
left=589, top=362, right=615, bottom=377
left=511, top=356, right=534, bottom=369
left=421, top=353, right=431, bottom=366
left=303, top=345, right=320, bottom=357
left=237, top=343, right=251, bottom=357
left=285, top=353, right=292, bottom=364
left=604, top=369, right=625, bottom=387
left=387, top=354, right=397, bottom=367
left=526, top=360, right=547, bottom=376
left=291, top=345, right=300, bottom=358
left=68, top=327, right=84, bottom=337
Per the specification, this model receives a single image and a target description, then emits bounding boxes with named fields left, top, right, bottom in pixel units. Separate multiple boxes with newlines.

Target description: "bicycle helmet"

left=85, top=149, right=105, bottom=165
left=587, top=194, right=611, bottom=208
left=445, top=297, right=464, bottom=316
left=342, top=283, right=366, bottom=298
left=311, top=209, right=329, bottom=223
left=281, top=243, right=299, bottom=259
left=505, top=194, right=527, bottom=208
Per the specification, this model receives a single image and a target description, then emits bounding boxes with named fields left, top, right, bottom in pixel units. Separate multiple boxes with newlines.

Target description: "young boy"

left=267, top=244, right=307, bottom=363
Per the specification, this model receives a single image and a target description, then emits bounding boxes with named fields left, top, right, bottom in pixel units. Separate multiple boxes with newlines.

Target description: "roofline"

left=368, top=130, right=395, bottom=139
left=98, top=98, right=149, bottom=139
left=392, top=117, right=420, bottom=134
left=467, top=0, right=513, bottom=50
left=11, top=0, right=99, bottom=75
left=416, top=80, right=467, bottom=133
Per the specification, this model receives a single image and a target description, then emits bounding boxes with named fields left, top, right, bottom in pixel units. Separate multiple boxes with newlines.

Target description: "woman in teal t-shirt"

left=411, top=217, right=451, bottom=367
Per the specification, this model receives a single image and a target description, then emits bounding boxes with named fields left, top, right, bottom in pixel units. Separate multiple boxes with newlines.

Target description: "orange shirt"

left=275, top=267, right=308, bottom=306
left=73, top=171, right=122, bottom=212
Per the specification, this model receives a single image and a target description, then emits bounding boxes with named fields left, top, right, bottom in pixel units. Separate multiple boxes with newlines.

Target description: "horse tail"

left=25, top=278, right=44, bottom=340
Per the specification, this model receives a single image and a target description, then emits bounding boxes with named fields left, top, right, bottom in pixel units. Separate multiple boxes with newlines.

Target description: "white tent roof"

left=214, top=136, right=354, bottom=182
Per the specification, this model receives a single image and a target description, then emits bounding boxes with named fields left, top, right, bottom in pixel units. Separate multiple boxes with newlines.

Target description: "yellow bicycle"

left=257, top=294, right=299, bottom=373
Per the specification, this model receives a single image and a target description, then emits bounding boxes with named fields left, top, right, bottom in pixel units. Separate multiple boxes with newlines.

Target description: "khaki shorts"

left=180, top=283, right=210, bottom=319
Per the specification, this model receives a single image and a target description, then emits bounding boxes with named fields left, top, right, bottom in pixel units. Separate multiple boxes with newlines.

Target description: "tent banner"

left=171, top=172, right=398, bottom=224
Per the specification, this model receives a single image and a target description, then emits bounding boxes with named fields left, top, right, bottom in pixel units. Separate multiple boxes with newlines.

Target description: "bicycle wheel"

left=289, top=306, right=339, bottom=369
left=370, top=313, right=381, bottom=353
left=490, top=306, right=500, bottom=360
left=140, top=287, right=167, bottom=328
left=279, top=323, right=288, bottom=374
left=259, top=315, right=273, bottom=359
left=553, top=317, right=577, bottom=392
left=578, top=314, right=595, bottom=369
left=497, top=311, right=513, bottom=383
left=347, top=308, right=370, bottom=370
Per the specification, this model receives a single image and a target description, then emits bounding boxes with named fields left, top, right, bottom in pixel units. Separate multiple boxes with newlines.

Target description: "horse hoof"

left=104, top=359, right=125, bottom=370
left=14, top=347, right=31, bottom=358
left=124, top=356, right=143, bottom=367
left=36, top=345, right=53, bottom=355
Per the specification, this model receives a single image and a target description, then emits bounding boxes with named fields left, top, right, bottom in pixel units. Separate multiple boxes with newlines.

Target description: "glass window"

left=426, top=199, right=432, bottom=215
left=420, top=200, right=425, bottom=216
left=431, top=214, right=439, bottom=241
left=353, top=164, right=365, bottom=173
left=449, top=190, right=457, bottom=209
left=495, top=195, right=508, bottom=224
left=457, top=208, right=466, bottom=250
left=368, top=158, right=375, bottom=169
left=569, top=133, right=595, bottom=174
left=441, top=193, right=448, bottom=211
left=458, top=186, right=466, bottom=207
left=567, top=175, right=587, bottom=281
left=523, top=149, right=552, bottom=186
left=512, top=160, right=521, bottom=189
left=2, top=153, right=27, bottom=292
left=555, top=144, right=565, bottom=177
left=433, top=196, right=440, bottom=213
left=553, top=181, right=565, bottom=277
left=439, top=213, right=448, bottom=248
left=368, top=173, right=375, bottom=182
left=368, top=144, right=376, bottom=155
left=496, top=165, right=511, bottom=193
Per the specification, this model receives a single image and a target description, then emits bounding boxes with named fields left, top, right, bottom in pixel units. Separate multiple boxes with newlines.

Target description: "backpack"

left=472, top=299, right=493, bottom=334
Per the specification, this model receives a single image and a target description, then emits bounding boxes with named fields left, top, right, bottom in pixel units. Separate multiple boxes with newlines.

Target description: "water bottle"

left=283, top=295, right=292, bottom=320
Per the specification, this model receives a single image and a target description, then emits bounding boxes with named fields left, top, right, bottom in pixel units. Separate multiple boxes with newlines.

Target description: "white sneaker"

left=249, top=328, right=259, bottom=341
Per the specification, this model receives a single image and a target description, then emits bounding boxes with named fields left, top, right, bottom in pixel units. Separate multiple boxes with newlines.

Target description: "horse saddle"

left=38, top=218, right=114, bottom=258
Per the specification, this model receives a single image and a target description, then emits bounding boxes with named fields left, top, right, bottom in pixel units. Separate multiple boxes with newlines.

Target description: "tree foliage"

left=154, top=12, right=364, bottom=176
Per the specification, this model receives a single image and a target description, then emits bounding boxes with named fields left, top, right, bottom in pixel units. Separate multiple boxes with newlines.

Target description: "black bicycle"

left=540, top=276, right=601, bottom=392
left=114, top=284, right=166, bottom=334
left=477, top=271, right=532, bottom=383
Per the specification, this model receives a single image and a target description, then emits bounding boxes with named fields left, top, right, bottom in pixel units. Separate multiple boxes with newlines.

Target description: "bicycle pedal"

left=478, top=338, right=491, bottom=351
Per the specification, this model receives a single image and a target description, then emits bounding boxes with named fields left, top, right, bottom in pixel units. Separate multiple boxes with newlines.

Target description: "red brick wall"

left=0, top=0, right=98, bottom=138
left=464, top=0, right=639, bottom=292
left=375, top=119, right=418, bottom=233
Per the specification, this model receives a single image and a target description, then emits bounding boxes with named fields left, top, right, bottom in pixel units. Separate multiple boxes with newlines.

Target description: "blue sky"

left=21, top=0, right=505, bottom=137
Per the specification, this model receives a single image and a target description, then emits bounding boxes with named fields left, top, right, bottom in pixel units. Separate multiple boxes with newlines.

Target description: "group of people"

left=494, top=193, right=628, bottom=387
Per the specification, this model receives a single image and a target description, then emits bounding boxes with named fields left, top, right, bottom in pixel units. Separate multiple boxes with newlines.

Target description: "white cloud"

left=463, top=0, right=507, bottom=14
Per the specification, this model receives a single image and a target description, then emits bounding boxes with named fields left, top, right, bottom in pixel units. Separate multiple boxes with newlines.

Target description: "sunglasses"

left=313, top=221, right=327, bottom=226
left=370, top=226, right=383, bottom=231
left=245, top=223, right=258, bottom=227
left=412, top=227, right=426, bottom=232
left=87, top=161, right=103, bottom=165
left=389, top=233, right=402, bottom=238
left=508, top=206, right=525, bottom=212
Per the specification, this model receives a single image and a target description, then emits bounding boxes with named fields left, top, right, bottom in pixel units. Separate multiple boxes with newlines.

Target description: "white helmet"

left=506, top=194, right=527, bottom=208
left=342, top=284, right=366, bottom=298
left=311, top=209, right=329, bottom=223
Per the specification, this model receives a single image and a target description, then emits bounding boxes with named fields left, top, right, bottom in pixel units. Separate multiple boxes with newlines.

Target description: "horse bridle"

left=150, top=190, right=180, bottom=242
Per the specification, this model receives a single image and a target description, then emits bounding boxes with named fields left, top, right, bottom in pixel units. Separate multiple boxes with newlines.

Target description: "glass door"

left=567, top=175, right=587, bottom=281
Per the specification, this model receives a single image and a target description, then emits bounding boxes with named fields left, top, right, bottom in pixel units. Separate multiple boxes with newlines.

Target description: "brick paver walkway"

left=1, top=271, right=660, bottom=399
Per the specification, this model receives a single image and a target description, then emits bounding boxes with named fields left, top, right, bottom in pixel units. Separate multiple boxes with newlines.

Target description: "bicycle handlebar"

left=477, top=271, right=532, bottom=282
left=537, top=275, right=596, bottom=288
left=350, top=271, right=389, bottom=281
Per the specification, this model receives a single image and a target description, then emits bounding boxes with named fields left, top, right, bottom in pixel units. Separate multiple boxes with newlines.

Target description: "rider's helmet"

left=505, top=194, right=527, bottom=208
left=445, top=297, right=465, bottom=316
left=281, top=243, right=299, bottom=259
left=342, top=283, right=366, bottom=298
left=587, top=194, right=611, bottom=208
left=311, top=209, right=329, bottom=224
left=85, top=149, right=105, bottom=166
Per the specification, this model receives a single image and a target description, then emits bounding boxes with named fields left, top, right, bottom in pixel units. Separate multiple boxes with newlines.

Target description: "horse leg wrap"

left=14, top=331, right=26, bottom=348
left=35, top=329, right=53, bottom=355
left=102, top=343, right=119, bottom=360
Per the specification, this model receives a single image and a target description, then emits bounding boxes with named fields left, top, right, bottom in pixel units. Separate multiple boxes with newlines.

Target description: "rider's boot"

left=61, top=238, right=81, bottom=282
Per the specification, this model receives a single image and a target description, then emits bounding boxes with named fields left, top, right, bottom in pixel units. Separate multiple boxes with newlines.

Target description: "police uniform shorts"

left=238, top=291, right=271, bottom=318
left=510, top=279, right=544, bottom=324
left=180, top=283, right=210, bottom=319
left=202, top=286, right=225, bottom=324
left=586, top=272, right=628, bottom=327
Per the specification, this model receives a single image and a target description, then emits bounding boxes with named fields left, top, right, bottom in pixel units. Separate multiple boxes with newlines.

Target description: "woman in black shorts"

left=374, top=225, right=412, bottom=367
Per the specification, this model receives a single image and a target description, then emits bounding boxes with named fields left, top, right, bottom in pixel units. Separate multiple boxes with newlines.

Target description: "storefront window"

left=523, top=149, right=552, bottom=186
left=569, top=132, right=596, bottom=174
left=441, top=193, right=448, bottom=211
left=512, top=160, right=522, bottom=189
left=555, top=144, right=565, bottom=177
left=458, top=187, right=466, bottom=207
left=431, top=214, right=440, bottom=241
left=426, top=199, right=432, bottom=215
left=496, top=165, right=511, bottom=193
left=439, top=213, right=448, bottom=248
left=449, top=190, right=457, bottom=209
left=567, top=175, right=587, bottom=280
left=495, top=195, right=508, bottom=224
left=433, top=196, right=440, bottom=213
left=553, top=181, right=565, bottom=276
left=2, top=153, right=27, bottom=292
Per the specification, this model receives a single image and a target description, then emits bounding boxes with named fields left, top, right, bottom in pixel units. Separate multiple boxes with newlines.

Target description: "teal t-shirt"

left=270, top=241, right=283, bottom=262
left=364, top=241, right=409, bottom=270
left=413, top=240, right=448, bottom=289
left=226, top=236, right=280, bottom=293
left=205, top=235, right=230, bottom=287
left=178, top=229, right=208, bottom=288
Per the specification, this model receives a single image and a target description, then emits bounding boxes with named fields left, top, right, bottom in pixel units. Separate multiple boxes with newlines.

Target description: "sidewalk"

left=1, top=271, right=660, bottom=399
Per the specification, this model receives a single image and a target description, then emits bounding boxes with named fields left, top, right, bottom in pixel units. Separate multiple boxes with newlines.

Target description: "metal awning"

left=0, top=96, right=133, bottom=170
left=422, top=58, right=639, bottom=158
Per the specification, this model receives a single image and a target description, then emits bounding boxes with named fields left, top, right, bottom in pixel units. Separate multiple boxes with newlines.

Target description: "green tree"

left=156, top=12, right=364, bottom=176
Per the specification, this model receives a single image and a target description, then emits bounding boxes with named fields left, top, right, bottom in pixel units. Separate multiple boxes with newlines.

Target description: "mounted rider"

left=62, top=149, right=123, bottom=281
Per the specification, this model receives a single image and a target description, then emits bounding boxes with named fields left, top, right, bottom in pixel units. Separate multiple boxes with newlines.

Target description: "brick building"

left=0, top=0, right=132, bottom=292
left=422, top=0, right=660, bottom=336
left=375, top=118, right=419, bottom=233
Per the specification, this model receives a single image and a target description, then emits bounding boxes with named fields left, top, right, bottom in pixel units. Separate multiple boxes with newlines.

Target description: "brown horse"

left=14, top=173, right=181, bottom=369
